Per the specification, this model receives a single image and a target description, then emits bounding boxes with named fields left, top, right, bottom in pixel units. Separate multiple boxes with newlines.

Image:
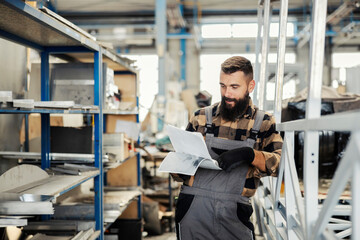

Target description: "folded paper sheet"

left=158, top=125, right=221, bottom=175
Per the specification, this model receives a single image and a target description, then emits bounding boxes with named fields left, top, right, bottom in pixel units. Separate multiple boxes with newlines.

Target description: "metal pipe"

left=303, top=0, right=328, bottom=238
left=274, top=0, right=289, bottom=123
left=253, top=4, right=263, bottom=106
left=258, top=0, right=271, bottom=110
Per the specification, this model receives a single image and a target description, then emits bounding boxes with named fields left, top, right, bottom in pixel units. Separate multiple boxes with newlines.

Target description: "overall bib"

left=175, top=106, right=265, bottom=240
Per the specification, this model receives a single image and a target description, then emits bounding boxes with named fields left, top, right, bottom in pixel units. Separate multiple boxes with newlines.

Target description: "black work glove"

left=217, top=147, right=255, bottom=172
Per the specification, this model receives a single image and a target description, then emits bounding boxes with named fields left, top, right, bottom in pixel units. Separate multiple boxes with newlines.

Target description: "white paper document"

left=158, top=125, right=221, bottom=175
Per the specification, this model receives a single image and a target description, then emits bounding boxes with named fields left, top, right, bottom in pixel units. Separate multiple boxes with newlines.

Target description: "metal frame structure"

left=0, top=0, right=141, bottom=239
left=253, top=0, right=358, bottom=239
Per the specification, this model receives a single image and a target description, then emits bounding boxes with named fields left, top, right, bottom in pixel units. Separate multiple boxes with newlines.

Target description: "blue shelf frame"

left=39, top=46, right=104, bottom=237
left=0, top=1, right=141, bottom=238
left=0, top=109, right=99, bottom=114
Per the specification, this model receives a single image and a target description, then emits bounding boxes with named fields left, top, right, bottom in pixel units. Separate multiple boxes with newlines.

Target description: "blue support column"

left=40, top=51, right=50, bottom=170
left=179, top=1, right=187, bottom=89
left=156, top=0, right=167, bottom=131
left=94, top=50, right=104, bottom=238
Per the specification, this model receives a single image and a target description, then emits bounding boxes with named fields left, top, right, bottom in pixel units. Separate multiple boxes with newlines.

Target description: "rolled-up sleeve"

left=255, top=115, right=283, bottom=178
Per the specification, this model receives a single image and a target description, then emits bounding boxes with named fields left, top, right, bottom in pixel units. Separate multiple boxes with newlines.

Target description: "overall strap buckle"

left=205, top=123, right=213, bottom=134
left=204, top=106, right=214, bottom=134
left=249, top=129, right=259, bottom=140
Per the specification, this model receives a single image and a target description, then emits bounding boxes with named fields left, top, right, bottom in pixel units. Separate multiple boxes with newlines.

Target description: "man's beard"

left=220, top=92, right=250, bottom=122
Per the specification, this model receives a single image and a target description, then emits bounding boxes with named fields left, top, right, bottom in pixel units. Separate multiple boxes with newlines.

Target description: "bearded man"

left=171, top=56, right=283, bottom=240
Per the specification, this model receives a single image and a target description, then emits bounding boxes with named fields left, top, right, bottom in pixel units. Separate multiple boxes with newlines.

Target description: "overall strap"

left=249, top=110, right=265, bottom=140
left=204, top=106, right=213, bottom=134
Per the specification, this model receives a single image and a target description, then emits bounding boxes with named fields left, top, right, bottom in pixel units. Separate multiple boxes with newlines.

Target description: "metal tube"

left=284, top=131, right=302, bottom=239
left=94, top=50, right=104, bottom=239
left=258, top=0, right=271, bottom=110
left=277, top=111, right=360, bottom=132
left=353, top=132, right=360, bottom=240
left=274, top=0, right=289, bottom=122
left=253, top=4, right=263, bottom=106
left=303, top=1, right=328, bottom=237
left=310, top=133, right=354, bottom=240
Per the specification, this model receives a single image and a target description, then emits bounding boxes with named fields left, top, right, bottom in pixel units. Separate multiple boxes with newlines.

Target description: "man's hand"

left=217, top=147, right=255, bottom=172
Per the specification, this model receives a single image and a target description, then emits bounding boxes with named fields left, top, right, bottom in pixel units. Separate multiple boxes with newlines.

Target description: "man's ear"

left=248, top=79, right=255, bottom=93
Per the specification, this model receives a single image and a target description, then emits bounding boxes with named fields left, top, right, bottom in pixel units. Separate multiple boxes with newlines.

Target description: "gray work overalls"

left=175, top=106, right=265, bottom=240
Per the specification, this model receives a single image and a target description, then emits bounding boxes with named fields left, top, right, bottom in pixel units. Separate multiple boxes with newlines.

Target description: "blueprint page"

left=158, top=125, right=221, bottom=175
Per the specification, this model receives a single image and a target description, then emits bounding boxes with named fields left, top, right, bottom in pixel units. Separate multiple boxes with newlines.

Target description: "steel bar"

left=325, top=205, right=352, bottom=216
left=283, top=131, right=300, bottom=239
left=12, top=99, right=34, bottom=108
left=274, top=0, right=288, bottom=122
left=286, top=135, right=305, bottom=238
left=277, top=110, right=360, bottom=132
left=329, top=217, right=351, bottom=224
left=23, top=220, right=95, bottom=232
left=352, top=131, right=360, bottom=240
left=0, top=151, right=108, bottom=162
left=310, top=133, right=355, bottom=240
left=88, top=230, right=101, bottom=240
left=253, top=4, right=263, bottom=107
left=258, top=0, right=271, bottom=110
left=0, top=201, right=53, bottom=215
left=71, top=228, right=94, bottom=240
left=327, top=223, right=351, bottom=231
left=0, top=218, right=27, bottom=227
left=304, top=1, right=328, bottom=236
left=336, top=228, right=352, bottom=239
left=34, top=101, right=75, bottom=108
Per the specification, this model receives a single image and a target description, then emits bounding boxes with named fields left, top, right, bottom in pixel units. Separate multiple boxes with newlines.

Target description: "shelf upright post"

left=94, top=50, right=104, bottom=238
left=136, top=95, right=142, bottom=220
left=40, top=50, right=51, bottom=170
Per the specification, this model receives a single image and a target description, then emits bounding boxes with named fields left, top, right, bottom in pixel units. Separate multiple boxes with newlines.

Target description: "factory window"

left=201, top=24, right=232, bottom=38
left=232, top=23, right=258, bottom=38
left=202, top=22, right=295, bottom=39
left=332, top=52, right=360, bottom=68
left=123, top=55, right=158, bottom=121
left=269, top=22, right=295, bottom=37
left=332, top=52, right=360, bottom=94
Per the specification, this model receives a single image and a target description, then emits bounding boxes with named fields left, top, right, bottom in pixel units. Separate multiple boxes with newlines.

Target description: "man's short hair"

left=221, top=56, right=253, bottom=81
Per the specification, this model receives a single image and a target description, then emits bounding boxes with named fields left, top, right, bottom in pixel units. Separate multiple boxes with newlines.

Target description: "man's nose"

left=224, top=88, right=232, bottom=98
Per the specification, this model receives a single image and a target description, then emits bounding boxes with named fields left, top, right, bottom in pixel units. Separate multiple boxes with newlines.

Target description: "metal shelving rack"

left=0, top=0, right=141, bottom=238
left=103, top=68, right=142, bottom=221
left=253, top=0, right=358, bottom=239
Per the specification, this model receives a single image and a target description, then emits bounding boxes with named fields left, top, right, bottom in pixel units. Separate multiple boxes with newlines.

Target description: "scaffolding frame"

left=253, top=0, right=358, bottom=239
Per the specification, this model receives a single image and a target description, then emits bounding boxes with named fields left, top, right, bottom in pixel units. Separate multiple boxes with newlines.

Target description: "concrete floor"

left=143, top=232, right=265, bottom=240
left=144, top=232, right=176, bottom=240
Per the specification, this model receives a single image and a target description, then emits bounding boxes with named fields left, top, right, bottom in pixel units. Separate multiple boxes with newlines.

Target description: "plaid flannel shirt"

left=186, top=98, right=283, bottom=197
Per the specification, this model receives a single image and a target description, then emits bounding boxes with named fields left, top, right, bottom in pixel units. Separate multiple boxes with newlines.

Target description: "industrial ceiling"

left=44, top=0, right=360, bottom=51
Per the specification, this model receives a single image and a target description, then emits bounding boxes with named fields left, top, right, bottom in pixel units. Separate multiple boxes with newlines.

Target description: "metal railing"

left=252, top=0, right=358, bottom=239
